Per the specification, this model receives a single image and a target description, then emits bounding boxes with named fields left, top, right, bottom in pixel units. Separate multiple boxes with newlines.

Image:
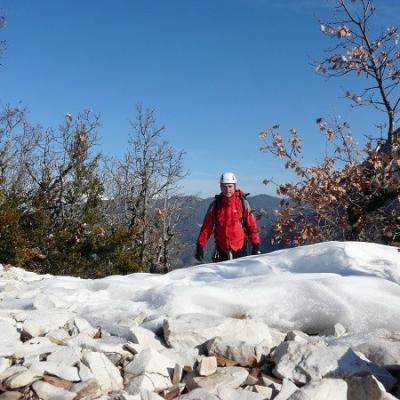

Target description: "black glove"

left=195, top=244, right=204, bottom=261
left=251, top=244, right=261, bottom=255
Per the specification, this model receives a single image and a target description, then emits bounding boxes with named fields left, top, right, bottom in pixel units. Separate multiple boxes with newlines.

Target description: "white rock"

left=22, top=354, right=40, bottom=367
left=163, top=314, right=272, bottom=350
left=272, top=341, right=396, bottom=390
left=177, top=388, right=219, bottom=400
left=139, top=389, right=165, bottom=400
left=285, top=330, right=310, bottom=344
left=4, top=369, right=43, bottom=389
left=124, top=348, right=172, bottom=394
left=32, top=380, right=76, bottom=400
left=31, top=361, right=80, bottom=382
left=287, top=378, right=347, bottom=400
left=273, top=379, right=300, bottom=400
left=124, top=342, right=146, bottom=355
left=159, top=347, right=199, bottom=370
left=13, top=338, right=60, bottom=359
left=78, top=361, right=94, bottom=381
left=92, top=336, right=132, bottom=357
left=125, top=348, right=171, bottom=377
left=207, top=337, right=269, bottom=367
left=258, top=374, right=282, bottom=391
left=129, top=325, right=164, bottom=350
left=73, top=317, right=99, bottom=337
left=45, top=328, right=71, bottom=345
left=82, top=351, right=123, bottom=392
left=46, top=347, right=81, bottom=366
left=0, top=320, right=20, bottom=345
left=198, top=356, right=217, bottom=376
left=253, top=385, right=274, bottom=398
left=185, top=366, right=249, bottom=393
left=22, top=319, right=46, bottom=338
left=332, top=323, right=347, bottom=337
left=0, top=391, right=23, bottom=399
left=172, top=363, right=183, bottom=384
left=65, top=333, right=100, bottom=350
left=71, top=378, right=102, bottom=399
left=0, top=366, right=27, bottom=381
left=125, top=374, right=171, bottom=395
left=0, top=357, right=11, bottom=374
left=218, top=387, right=266, bottom=400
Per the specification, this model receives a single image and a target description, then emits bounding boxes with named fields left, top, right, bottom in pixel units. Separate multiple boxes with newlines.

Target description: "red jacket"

left=197, top=190, right=260, bottom=252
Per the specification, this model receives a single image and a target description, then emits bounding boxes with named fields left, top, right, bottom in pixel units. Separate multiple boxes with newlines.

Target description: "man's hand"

left=195, top=244, right=204, bottom=261
left=251, top=244, right=261, bottom=255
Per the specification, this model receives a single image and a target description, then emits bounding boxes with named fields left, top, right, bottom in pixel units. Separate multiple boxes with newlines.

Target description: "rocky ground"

left=1, top=264, right=400, bottom=400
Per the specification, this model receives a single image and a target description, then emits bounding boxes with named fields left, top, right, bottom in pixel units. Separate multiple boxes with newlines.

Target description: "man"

left=195, top=172, right=261, bottom=262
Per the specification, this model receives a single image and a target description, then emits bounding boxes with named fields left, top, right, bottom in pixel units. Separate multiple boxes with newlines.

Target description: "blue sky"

left=0, top=0, right=398, bottom=197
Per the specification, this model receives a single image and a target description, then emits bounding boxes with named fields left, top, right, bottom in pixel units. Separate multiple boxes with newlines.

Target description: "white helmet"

left=220, top=172, right=237, bottom=184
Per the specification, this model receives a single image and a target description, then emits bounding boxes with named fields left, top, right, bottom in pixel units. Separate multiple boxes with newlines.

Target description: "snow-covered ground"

left=2, top=241, right=399, bottom=336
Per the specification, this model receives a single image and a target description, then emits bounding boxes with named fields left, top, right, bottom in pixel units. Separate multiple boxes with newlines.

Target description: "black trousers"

left=213, top=244, right=247, bottom=262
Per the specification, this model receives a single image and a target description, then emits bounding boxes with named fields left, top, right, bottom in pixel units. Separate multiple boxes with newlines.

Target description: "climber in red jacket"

left=195, top=172, right=261, bottom=262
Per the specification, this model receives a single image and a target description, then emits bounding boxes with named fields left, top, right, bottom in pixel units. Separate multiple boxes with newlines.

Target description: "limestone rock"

left=207, top=337, right=268, bottom=367
left=78, top=361, right=94, bottom=381
left=0, top=358, right=11, bottom=374
left=129, top=325, right=164, bottom=350
left=178, top=388, right=219, bottom=400
left=30, top=361, right=80, bottom=382
left=0, top=320, right=20, bottom=346
left=139, top=389, right=165, bottom=400
left=273, top=379, right=298, bottom=400
left=73, top=317, right=99, bottom=337
left=13, top=337, right=60, bottom=359
left=0, top=392, right=23, bottom=400
left=45, top=328, right=71, bottom=345
left=198, top=356, right=217, bottom=376
left=22, top=319, right=46, bottom=338
left=0, top=366, right=27, bottom=381
left=287, top=378, right=348, bottom=400
left=218, top=387, right=266, bottom=400
left=185, top=366, right=249, bottom=393
left=159, top=347, right=199, bottom=370
left=124, top=348, right=172, bottom=394
left=32, top=380, right=76, bottom=400
left=82, top=350, right=123, bottom=392
left=71, top=378, right=102, bottom=400
left=46, top=346, right=81, bottom=366
left=163, top=314, right=272, bottom=350
left=172, top=363, right=183, bottom=384
left=272, top=341, right=396, bottom=390
left=4, top=369, right=43, bottom=389
left=64, top=333, right=100, bottom=350
left=285, top=330, right=310, bottom=344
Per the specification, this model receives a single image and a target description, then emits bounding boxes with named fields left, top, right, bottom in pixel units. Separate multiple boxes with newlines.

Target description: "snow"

left=1, top=241, right=400, bottom=336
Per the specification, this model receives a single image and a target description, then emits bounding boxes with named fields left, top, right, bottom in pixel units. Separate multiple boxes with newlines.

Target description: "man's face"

left=220, top=183, right=235, bottom=198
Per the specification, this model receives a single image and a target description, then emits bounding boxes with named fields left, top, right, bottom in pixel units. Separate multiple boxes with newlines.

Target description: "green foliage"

left=0, top=107, right=145, bottom=278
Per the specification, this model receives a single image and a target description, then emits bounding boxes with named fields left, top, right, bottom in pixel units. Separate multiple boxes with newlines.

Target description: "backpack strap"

left=213, top=194, right=220, bottom=228
left=213, top=192, right=250, bottom=232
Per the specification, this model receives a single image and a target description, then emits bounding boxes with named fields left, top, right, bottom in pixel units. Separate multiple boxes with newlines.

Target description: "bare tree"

left=260, top=0, right=400, bottom=247
left=106, top=104, right=187, bottom=272
left=0, top=14, right=6, bottom=64
left=315, top=0, right=400, bottom=146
